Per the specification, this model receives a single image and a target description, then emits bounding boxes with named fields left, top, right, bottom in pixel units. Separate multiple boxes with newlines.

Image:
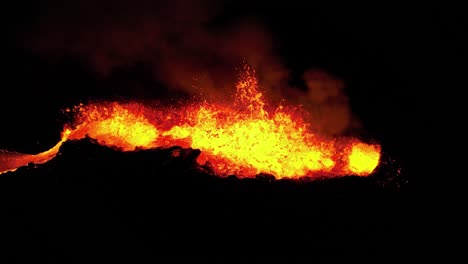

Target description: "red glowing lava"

left=0, top=64, right=381, bottom=178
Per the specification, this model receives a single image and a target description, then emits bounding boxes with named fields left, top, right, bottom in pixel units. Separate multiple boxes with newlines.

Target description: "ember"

left=1, top=64, right=381, bottom=178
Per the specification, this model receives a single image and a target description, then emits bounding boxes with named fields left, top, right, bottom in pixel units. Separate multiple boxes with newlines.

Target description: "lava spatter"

left=1, top=64, right=381, bottom=178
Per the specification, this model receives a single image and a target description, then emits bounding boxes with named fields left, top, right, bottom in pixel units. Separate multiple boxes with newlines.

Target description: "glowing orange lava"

left=0, top=64, right=381, bottom=178
left=0, top=129, right=71, bottom=174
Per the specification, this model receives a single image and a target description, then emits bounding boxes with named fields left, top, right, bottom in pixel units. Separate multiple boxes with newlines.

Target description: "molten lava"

left=0, top=64, right=381, bottom=178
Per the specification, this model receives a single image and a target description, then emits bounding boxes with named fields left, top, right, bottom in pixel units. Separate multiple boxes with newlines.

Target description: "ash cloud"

left=22, top=0, right=356, bottom=135
left=281, top=69, right=360, bottom=135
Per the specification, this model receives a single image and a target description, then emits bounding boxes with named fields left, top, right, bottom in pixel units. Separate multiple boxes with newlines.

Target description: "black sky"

left=2, top=1, right=464, bottom=176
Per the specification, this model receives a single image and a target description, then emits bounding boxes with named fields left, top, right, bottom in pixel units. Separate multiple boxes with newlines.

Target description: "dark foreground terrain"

left=2, top=138, right=411, bottom=263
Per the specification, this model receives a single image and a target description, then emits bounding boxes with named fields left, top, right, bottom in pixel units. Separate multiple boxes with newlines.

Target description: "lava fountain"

left=0, top=64, right=381, bottom=178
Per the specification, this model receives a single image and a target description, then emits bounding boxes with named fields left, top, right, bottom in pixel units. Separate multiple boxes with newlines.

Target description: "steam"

left=23, top=0, right=357, bottom=135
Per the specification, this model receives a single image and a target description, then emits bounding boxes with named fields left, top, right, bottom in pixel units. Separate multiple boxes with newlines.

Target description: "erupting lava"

left=0, top=65, right=381, bottom=178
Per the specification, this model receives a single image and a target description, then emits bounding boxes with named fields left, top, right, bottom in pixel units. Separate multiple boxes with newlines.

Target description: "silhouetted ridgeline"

left=2, top=138, right=411, bottom=262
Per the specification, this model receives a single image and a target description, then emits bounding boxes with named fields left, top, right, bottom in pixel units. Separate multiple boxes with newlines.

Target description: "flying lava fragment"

left=0, top=64, right=381, bottom=178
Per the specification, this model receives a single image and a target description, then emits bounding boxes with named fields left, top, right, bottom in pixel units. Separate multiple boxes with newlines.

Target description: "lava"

left=0, top=64, right=381, bottom=178
left=0, top=129, right=71, bottom=174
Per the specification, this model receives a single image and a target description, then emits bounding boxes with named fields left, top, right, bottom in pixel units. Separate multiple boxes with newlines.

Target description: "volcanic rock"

left=1, top=138, right=411, bottom=261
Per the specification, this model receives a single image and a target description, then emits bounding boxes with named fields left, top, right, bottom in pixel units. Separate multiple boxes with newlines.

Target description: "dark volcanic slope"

left=2, top=138, right=411, bottom=262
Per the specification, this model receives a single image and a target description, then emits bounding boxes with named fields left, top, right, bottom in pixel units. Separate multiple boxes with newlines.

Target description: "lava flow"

left=0, top=65, right=381, bottom=178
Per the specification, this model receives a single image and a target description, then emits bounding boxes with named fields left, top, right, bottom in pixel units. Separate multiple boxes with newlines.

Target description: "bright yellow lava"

left=0, top=64, right=381, bottom=178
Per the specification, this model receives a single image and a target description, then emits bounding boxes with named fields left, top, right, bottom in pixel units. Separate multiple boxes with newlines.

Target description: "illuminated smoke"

left=23, top=0, right=354, bottom=134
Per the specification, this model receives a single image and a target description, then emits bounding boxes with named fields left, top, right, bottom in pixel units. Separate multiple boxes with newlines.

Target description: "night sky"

left=3, top=1, right=454, bottom=159
left=1, top=0, right=463, bottom=261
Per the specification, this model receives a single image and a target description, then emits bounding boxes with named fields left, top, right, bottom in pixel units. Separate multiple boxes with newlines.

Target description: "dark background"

left=1, top=1, right=463, bottom=262
left=2, top=1, right=454, bottom=161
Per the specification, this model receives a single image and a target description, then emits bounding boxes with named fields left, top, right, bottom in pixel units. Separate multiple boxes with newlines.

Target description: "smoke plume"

left=22, top=0, right=356, bottom=135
